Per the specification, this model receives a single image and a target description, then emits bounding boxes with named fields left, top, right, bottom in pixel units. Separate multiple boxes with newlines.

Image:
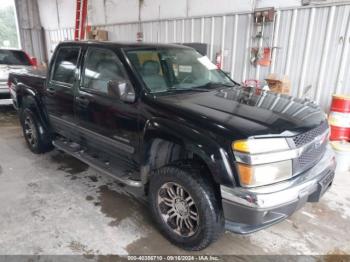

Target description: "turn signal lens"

left=232, top=138, right=289, bottom=154
left=232, top=140, right=250, bottom=153
left=236, top=163, right=253, bottom=185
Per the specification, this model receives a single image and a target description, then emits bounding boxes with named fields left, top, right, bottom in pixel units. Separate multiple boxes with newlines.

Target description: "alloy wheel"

left=157, top=182, right=199, bottom=237
left=24, top=116, right=38, bottom=147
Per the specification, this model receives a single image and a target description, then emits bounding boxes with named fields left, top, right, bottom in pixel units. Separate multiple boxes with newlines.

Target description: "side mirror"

left=107, top=80, right=136, bottom=103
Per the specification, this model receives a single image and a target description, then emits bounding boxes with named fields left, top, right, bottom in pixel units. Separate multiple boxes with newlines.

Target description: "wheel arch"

left=19, top=88, right=50, bottom=132
left=141, top=118, right=236, bottom=187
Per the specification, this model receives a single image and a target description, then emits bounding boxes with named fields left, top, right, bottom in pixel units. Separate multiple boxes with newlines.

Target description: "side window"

left=51, top=47, right=80, bottom=85
left=82, top=48, right=128, bottom=95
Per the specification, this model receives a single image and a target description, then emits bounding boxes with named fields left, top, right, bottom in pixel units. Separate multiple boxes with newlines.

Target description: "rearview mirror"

left=107, top=80, right=136, bottom=103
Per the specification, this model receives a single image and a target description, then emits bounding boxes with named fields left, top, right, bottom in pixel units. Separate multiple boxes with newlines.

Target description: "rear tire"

left=148, top=161, right=224, bottom=251
left=21, top=108, right=52, bottom=154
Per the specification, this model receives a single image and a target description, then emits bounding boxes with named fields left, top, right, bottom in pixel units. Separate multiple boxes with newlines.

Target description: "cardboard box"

left=87, top=28, right=108, bottom=41
left=265, top=74, right=291, bottom=95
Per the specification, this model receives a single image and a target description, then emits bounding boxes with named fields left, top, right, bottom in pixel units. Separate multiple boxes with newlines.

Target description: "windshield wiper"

left=153, top=82, right=236, bottom=94
left=198, top=81, right=236, bottom=89
left=166, top=87, right=211, bottom=92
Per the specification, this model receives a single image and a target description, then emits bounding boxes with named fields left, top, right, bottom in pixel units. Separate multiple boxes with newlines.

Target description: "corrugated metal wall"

left=45, top=28, right=75, bottom=55
left=15, top=0, right=47, bottom=63
left=44, top=3, right=350, bottom=111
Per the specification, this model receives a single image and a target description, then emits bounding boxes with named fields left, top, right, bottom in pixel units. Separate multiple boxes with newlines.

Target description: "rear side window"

left=51, top=47, right=80, bottom=85
left=0, top=49, right=31, bottom=66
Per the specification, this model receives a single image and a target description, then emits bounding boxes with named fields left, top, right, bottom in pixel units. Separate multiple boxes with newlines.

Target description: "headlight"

left=232, top=138, right=290, bottom=154
left=232, top=138, right=292, bottom=187
left=236, top=160, right=292, bottom=187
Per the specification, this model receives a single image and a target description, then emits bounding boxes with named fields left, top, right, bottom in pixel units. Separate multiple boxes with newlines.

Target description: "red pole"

left=79, top=0, right=88, bottom=40
left=74, top=0, right=81, bottom=40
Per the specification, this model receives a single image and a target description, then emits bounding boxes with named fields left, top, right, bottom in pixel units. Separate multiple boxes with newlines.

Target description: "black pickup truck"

left=9, top=41, right=336, bottom=250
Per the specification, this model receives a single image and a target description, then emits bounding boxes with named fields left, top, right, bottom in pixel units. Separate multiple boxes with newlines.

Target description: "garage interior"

left=1, top=0, right=350, bottom=258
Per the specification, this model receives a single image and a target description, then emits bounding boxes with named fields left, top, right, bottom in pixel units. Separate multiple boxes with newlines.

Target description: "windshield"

left=0, top=49, right=31, bottom=66
left=126, top=48, right=234, bottom=93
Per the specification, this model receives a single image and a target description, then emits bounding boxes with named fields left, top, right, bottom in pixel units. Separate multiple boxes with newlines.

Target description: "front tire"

left=148, top=161, right=224, bottom=251
left=21, top=108, right=52, bottom=154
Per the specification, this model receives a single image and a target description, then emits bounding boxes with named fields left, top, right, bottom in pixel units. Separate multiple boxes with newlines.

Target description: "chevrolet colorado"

left=8, top=41, right=336, bottom=250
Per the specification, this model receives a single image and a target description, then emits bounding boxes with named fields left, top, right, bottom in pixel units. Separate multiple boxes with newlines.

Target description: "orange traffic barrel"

left=329, top=94, right=350, bottom=141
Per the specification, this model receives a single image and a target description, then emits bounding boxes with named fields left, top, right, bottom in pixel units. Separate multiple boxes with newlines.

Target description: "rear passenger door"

left=75, top=47, right=140, bottom=172
left=45, top=46, right=81, bottom=138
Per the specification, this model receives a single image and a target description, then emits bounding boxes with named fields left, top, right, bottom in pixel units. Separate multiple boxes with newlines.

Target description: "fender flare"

left=18, top=84, right=50, bottom=131
left=142, top=118, right=236, bottom=187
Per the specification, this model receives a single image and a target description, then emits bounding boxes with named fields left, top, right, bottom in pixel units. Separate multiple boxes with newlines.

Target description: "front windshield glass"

left=126, top=48, right=234, bottom=93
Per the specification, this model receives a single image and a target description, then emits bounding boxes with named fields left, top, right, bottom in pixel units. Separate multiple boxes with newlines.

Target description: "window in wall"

left=0, top=0, right=20, bottom=48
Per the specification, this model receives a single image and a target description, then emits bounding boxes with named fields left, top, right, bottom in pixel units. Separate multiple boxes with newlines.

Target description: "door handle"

left=76, top=96, right=90, bottom=106
left=47, top=88, right=56, bottom=95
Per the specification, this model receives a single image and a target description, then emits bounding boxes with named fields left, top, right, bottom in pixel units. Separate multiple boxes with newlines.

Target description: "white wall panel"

left=37, top=0, right=75, bottom=29
left=37, top=0, right=59, bottom=29
left=15, top=0, right=46, bottom=62
left=56, top=0, right=76, bottom=28
left=43, top=3, right=350, bottom=111
left=141, top=0, right=187, bottom=20
left=105, top=0, right=139, bottom=24
left=188, top=0, right=253, bottom=16
left=257, top=0, right=301, bottom=8
left=38, top=0, right=306, bottom=30
left=88, top=0, right=107, bottom=25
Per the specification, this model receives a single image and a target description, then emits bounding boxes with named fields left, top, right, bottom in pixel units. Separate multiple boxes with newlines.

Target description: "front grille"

left=292, top=121, right=328, bottom=147
left=296, top=141, right=327, bottom=171
left=292, top=121, right=328, bottom=174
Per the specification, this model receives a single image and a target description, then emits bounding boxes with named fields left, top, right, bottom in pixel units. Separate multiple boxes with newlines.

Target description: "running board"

left=52, top=139, right=143, bottom=188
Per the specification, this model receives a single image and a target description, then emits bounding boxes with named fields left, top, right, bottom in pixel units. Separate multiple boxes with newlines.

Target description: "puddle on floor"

left=51, top=152, right=88, bottom=174
left=86, top=195, right=94, bottom=201
left=97, top=185, right=140, bottom=226
left=0, top=106, right=18, bottom=126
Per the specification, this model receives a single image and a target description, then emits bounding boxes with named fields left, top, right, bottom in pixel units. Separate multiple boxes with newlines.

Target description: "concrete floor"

left=0, top=105, right=349, bottom=256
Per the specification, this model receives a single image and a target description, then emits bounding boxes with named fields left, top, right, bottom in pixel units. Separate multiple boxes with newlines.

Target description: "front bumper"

left=221, top=146, right=336, bottom=234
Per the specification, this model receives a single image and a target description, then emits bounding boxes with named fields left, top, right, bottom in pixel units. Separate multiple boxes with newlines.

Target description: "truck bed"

left=8, top=67, right=47, bottom=109
left=10, top=67, right=47, bottom=82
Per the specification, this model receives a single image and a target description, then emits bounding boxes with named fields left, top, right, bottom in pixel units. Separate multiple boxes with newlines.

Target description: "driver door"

left=75, top=47, right=140, bottom=171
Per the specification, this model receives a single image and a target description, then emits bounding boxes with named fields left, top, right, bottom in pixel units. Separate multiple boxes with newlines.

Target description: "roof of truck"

left=58, top=40, right=192, bottom=49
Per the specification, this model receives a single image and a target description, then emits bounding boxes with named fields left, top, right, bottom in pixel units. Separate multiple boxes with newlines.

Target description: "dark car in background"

left=0, top=48, right=36, bottom=105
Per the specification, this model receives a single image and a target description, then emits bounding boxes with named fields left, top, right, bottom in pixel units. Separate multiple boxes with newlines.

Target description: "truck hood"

left=155, top=86, right=327, bottom=139
left=0, top=65, right=30, bottom=82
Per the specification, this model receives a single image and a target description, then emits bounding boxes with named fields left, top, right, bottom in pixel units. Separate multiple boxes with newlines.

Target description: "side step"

left=52, top=139, right=143, bottom=188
